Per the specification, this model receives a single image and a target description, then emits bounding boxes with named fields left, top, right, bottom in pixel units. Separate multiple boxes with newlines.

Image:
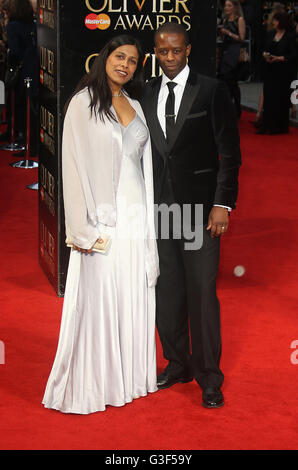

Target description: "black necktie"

left=165, top=81, right=177, bottom=142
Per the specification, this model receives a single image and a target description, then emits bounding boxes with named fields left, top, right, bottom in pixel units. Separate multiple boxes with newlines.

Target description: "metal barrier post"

left=0, top=89, right=25, bottom=152
left=10, top=78, right=38, bottom=170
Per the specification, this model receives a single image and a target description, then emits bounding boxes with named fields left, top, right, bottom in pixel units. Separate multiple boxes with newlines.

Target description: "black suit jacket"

left=141, top=70, right=242, bottom=223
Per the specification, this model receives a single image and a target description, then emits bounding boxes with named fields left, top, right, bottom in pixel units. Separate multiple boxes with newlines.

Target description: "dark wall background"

left=189, top=0, right=217, bottom=77
left=37, top=0, right=217, bottom=296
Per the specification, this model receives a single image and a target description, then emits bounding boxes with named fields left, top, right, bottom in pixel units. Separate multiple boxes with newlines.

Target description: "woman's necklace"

left=112, top=90, right=123, bottom=97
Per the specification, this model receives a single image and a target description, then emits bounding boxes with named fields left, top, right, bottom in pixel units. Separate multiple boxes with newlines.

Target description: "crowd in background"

left=217, top=0, right=298, bottom=134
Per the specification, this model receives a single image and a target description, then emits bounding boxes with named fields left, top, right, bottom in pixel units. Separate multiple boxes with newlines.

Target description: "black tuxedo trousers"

left=156, top=179, right=224, bottom=390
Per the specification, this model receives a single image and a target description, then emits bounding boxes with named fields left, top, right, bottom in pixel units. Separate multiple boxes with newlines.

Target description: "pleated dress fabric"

left=42, top=114, right=158, bottom=414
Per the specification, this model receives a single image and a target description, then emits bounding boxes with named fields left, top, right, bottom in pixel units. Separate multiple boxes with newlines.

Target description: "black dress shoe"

left=157, top=370, right=193, bottom=390
left=202, top=388, right=224, bottom=409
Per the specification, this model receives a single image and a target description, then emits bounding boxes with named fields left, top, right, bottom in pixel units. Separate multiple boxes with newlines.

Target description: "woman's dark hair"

left=272, top=11, right=290, bottom=30
left=66, top=34, right=145, bottom=121
left=8, top=0, right=34, bottom=23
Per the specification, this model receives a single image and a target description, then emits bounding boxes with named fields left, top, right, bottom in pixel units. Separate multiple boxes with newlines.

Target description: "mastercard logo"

left=85, top=13, right=111, bottom=30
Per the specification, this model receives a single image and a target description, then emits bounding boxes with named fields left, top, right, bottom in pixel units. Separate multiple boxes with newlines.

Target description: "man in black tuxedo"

left=141, top=22, right=241, bottom=408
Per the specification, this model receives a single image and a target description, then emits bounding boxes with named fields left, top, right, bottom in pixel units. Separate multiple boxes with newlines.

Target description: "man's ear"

left=186, top=44, right=192, bottom=57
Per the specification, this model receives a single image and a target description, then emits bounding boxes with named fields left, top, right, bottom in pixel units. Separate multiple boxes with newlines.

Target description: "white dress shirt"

left=157, top=65, right=231, bottom=212
left=157, top=64, right=190, bottom=137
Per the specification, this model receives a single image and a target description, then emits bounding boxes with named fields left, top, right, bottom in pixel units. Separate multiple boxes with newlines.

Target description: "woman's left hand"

left=72, top=245, right=93, bottom=254
left=72, top=237, right=104, bottom=254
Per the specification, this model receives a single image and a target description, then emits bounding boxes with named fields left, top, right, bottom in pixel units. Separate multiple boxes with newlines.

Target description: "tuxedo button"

left=168, top=155, right=173, bottom=160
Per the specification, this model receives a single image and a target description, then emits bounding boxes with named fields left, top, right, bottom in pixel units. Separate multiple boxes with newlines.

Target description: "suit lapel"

left=168, top=71, right=201, bottom=151
left=145, top=71, right=201, bottom=157
left=144, top=77, right=168, bottom=160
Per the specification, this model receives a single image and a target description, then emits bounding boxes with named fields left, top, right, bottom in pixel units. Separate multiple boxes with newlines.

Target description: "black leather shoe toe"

left=157, top=371, right=193, bottom=390
left=202, top=388, right=224, bottom=409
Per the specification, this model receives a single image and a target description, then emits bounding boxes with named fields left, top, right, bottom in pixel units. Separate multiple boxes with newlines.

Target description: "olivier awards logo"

left=40, top=46, right=55, bottom=93
left=39, top=0, right=55, bottom=30
left=40, top=221, right=56, bottom=278
left=84, top=0, right=191, bottom=31
left=84, top=0, right=191, bottom=76
left=40, top=163, right=56, bottom=217
left=40, top=105, right=55, bottom=157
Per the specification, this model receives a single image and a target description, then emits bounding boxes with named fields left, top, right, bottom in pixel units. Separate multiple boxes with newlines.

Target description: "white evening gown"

left=42, top=113, right=157, bottom=414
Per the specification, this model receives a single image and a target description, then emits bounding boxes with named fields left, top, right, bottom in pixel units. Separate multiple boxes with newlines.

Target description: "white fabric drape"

left=62, top=88, right=159, bottom=287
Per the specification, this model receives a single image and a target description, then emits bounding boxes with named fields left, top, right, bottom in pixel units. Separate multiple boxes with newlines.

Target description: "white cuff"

left=214, top=205, right=232, bottom=212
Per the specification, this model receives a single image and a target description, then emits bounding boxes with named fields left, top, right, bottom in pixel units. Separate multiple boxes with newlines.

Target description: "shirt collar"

left=161, top=64, right=190, bottom=88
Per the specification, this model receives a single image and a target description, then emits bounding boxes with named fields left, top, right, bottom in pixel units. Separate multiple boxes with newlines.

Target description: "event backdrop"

left=37, top=0, right=218, bottom=296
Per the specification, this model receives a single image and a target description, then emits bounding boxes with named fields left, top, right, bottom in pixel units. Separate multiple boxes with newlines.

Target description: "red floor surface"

left=0, top=111, right=298, bottom=450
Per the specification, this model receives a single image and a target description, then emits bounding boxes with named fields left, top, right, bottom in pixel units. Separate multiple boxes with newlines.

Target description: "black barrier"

left=10, top=78, right=39, bottom=170
left=0, top=89, right=26, bottom=153
left=37, top=0, right=217, bottom=296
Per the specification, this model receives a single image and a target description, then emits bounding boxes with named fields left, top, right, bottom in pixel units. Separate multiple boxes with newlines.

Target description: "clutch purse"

left=66, top=233, right=111, bottom=254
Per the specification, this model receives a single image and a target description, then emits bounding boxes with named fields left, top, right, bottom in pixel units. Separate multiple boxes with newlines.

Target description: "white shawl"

left=62, top=88, right=159, bottom=287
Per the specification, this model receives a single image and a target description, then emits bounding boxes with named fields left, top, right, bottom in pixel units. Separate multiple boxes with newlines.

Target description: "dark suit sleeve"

left=211, top=80, right=242, bottom=209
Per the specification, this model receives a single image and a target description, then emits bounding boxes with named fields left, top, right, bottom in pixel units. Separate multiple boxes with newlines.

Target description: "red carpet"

left=1, top=111, right=298, bottom=450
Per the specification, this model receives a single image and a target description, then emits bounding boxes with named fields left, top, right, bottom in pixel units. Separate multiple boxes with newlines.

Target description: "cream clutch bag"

left=66, top=233, right=111, bottom=253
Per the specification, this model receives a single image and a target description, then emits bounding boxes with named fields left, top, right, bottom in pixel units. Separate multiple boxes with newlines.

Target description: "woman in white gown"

left=42, top=35, right=159, bottom=414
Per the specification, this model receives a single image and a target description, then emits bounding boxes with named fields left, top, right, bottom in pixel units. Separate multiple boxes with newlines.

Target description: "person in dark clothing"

left=258, top=11, right=297, bottom=134
left=6, top=0, right=38, bottom=151
left=250, top=2, right=287, bottom=129
left=288, top=8, right=298, bottom=118
left=218, top=0, right=246, bottom=118
left=141, top=22, right=241, bottom=409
